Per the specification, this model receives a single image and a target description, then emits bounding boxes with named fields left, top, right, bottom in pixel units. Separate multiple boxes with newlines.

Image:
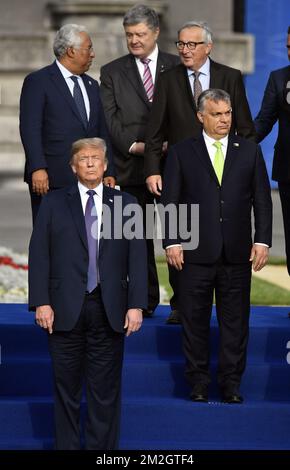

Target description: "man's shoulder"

left=158, top=50, right=180, bottom=66
left=23, top=63, right=55, bottom=82
left=269, top=65, right=290, bottom=79
left=100, top=54, right=132, bottom=74
left=105, top=186, right=138, bottom=205
left=210, top=59, right=243, bottom=78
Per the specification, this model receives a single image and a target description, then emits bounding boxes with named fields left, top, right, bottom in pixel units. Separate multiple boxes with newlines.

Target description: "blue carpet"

left=0, top=304, right=290, bottom=449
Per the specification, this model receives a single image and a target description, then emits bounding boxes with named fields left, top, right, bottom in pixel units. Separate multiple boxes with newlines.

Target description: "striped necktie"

left=70, top=75, right=88, bottom=127
left=141, top=58, right=154, bottom=102
left=193, top=71, right=202, bottom=106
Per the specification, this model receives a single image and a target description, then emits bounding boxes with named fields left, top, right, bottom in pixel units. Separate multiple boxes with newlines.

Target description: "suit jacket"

left=144, top=60, right=256, bottom=178
left=28, top=185, right=147, bottom=332
left=254, top=65, right=290, bottom=182
left=20, top=61, right=115, bottom=188
left=160, top=135, right=272, bottom=264
left=100, top=51, right=179, bottom=186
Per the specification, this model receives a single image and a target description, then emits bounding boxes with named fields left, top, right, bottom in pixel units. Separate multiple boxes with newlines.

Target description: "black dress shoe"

left=142, top=309, right=154, bottom=318
left=221, top=393, right=243, bottom=404
left=166, top=309, right=180, bottom=324
left=190, top=384, right=208, bottom=403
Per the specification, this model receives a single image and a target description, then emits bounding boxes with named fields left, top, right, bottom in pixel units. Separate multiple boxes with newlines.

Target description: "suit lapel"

left=99, top=186, right=115, bottom=257
left=123, top=55, right=150, bottom=106
left=222, top=135, right=241, bottom=182
left=82, top=74, right=95, bottom=129
left=66, top=184, right=88, bottom=250
left=208, top=59, right=224, bottom=88
left=193, top=136, right=219, bottom=183
left=179, top=65, right=195, bottom=108
left=49, top=62, right=87, bottom=129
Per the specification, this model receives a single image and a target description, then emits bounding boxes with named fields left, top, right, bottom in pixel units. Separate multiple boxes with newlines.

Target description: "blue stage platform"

left=0, top=304, right=290, bottom=450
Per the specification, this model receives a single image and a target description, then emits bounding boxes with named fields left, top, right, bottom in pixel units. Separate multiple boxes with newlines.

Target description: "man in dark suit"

left=145, top=21, right=255, bottom=324
left=100, top=4, right=179, bottom=317
left=161, top=89, right=272, bottom=403
left=255, top=26, right=290, bottom=273
left=29, top=137, right=147, bottom=449
left=20, top=24, right=115, bottom=223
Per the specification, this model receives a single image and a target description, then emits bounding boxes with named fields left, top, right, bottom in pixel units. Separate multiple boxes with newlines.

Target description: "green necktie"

left=213, top=141, right=224, bottom=184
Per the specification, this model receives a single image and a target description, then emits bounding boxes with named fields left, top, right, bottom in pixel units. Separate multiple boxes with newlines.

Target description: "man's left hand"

left=124, top=308, right=143, bottom=336
left=103, top=176, right=116, bottom=188
left=250, top=244, right=269, bottom=271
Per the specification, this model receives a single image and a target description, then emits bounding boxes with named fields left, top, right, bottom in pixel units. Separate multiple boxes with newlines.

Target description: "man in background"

left=145, top=21, right=255, bottom=324
left=100, top=4, right=179, bottom=317
left=255, top=26, right=290, bottom=274
left=20, top=24, right=115, bottom=223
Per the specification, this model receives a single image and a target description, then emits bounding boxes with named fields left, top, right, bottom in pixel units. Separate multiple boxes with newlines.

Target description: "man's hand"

left=131, top=142, right=145, bottom=155
left=146, top=175, right=162, bottom=196
left=250, top=244, right=269, bottom=272
left=31, top=169, right=49, bottom=196
left=166, top=245, right=184, bottom=271
left=103, top=176, right=116, bottom=188
left=35, top=305, right=54, bottom=334
left=124, top=308, right=143, bottom=337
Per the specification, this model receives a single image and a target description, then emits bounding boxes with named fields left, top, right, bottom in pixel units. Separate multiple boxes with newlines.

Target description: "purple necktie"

left=85, top=190, right=98, bottom=292
left=141, top=58, right=154, bottom=101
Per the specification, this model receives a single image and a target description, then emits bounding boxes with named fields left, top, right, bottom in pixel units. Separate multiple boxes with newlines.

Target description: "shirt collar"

left=136, top=44, right=159, bottom=65
left=203, top=130, right=229, bottom=148
left=56, top=59, right=80, bottom=80
left=78, top=181, right=103, bottom=199
left=187, top=56, right=210, bottom=77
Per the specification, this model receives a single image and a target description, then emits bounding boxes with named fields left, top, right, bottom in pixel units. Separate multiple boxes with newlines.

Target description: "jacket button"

left=220, top=218, right=223, bottom=222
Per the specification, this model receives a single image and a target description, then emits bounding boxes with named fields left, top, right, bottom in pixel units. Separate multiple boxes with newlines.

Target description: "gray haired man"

left=20, top=23, right=115, bottom=223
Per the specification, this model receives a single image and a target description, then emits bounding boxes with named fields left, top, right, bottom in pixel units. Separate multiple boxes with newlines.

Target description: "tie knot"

left=70, top=75, right=79, bottom=84
left=213, top=141, right=222, bottom=150
left=87, top=190, right=96, bottom=197
left=193, top=71, right=201, bottom=79
left=141, top=58, right=150, bottom=65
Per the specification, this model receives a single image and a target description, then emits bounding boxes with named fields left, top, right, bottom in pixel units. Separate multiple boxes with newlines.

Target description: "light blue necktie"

left=85, top=190, right=98, bottom=292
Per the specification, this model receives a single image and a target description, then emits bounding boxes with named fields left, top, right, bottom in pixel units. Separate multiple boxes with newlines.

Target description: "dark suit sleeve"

left=252, top=146, right=273, bottom=246
left=254, top=72, right=279, bottom=143
left=94, top=85, right=115, bottom=177
left=100, top=66, right=138, bottom=157
left=231, top=70, right=256, bottom=140
left=144, top=73, right=169, bottom=178
left=19, top=73, right=48, bottom=176
left=160, top=146, right=182, bottom=248
left=28, top=196, right=51, bottom=309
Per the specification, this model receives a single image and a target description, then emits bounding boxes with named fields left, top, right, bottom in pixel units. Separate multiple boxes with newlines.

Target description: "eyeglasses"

left=175, top=41, right=205, bottom=51
left=75, top=46, right=94, bottom=52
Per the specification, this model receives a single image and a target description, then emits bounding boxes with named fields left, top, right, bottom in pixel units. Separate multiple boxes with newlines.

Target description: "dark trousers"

left=179, top=259, right=251, bottom=390
left=278, top=182, right=290, bottom=275
left=121, top=184, right=159, bottom=311
left=48, top=288, right=124, bottom=450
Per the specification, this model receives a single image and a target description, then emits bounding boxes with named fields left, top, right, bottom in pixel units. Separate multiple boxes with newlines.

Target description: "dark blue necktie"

left=85, top=190, right=98, bottom=292
left=70, top=75, right=88, bottom=127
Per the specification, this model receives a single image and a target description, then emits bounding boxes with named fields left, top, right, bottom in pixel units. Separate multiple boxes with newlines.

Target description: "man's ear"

left=71, top=163, right=77, bottom=174
left=197, top=111, right=203, bottom=124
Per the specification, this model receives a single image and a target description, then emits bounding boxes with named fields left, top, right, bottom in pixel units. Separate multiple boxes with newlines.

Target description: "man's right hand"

left=146, top=175, right=162, bottom=196
left=35, top=305, right=54, bottom=334
left=32, top=169, right=49, bottom=195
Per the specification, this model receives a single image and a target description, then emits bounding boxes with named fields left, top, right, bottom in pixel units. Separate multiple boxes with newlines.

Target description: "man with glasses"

left=144, top=21, right=255, bottom=324
left=20, top=24, right=115, bottom=223
left=100, top=4, right=179, bottom=318
left=255, top=26, right=290, bottom=276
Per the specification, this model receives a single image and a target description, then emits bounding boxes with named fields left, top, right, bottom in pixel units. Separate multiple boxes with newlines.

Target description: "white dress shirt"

left=78, top=181, right=103, bottom=246
left=187, top=57, right=210, bottom=94
left=56, top=60, right=90, bottom=120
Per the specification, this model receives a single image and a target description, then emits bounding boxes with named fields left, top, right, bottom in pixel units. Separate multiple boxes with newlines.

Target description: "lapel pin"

left=233, top=142, right=239, bottom=147
left=88, top=81, right=92, bottom=85
left=109, top=198, right=113, bottom=203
